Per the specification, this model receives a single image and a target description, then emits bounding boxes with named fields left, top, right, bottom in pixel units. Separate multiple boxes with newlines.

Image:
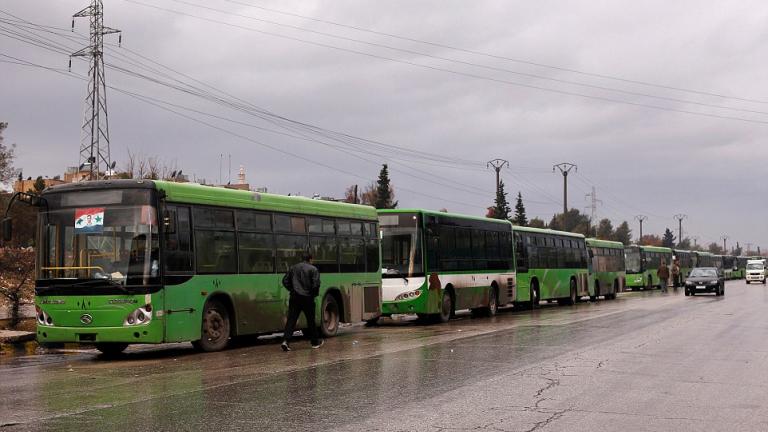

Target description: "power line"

left=217, top=0, right=768, bottom=106
left=120, top=0, right=768, bottom=126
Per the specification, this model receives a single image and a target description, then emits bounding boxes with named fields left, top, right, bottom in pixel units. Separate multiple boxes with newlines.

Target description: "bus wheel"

left=435, top=290, right=453, bottom=323
left=320, top=294, right=340, bottom=338
left=560, top=279, right=577, bottom=306
left=590, top=281, right=599, bottom=302
left=194, top=299, right=231, bottom=352
left=609, top=280, right=619, bottom=300
left=531, top=281, right=540, bottom=309
left=472, top=285, right=498, bottom=318
left=95, top=343, right=128, bottom=357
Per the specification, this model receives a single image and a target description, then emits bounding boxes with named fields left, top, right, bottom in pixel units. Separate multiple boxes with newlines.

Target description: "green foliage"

left=374, top=164, right=397, bottom=209
left=677, top=237, right=692, bottom=250
left=707, top=242, right=724, bottom=254
left=490, top=180, right=511, bottom=220
left=662, top=228, right=676, bottom=248
left=548, top=209, right=591, bottom=235
left=528, top=217, right=546, bottom=228
left=612, top=221, right=632, bottom=245
left=596, top=218, right=614, bottom=240
left=512, top=192, right=528, bottom=226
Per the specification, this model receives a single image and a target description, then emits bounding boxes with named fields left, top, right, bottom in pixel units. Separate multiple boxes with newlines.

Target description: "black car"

left=684, top=267, right=725, bottom=296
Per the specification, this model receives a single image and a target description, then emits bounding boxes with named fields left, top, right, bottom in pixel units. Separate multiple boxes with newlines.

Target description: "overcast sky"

left=2, top=0, right=767, bottom=250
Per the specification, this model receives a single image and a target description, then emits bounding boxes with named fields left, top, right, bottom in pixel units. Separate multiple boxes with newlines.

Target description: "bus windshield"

left=38, top=191, right=159, bottom=286
left=379, top=213, right=423, bottom=278
left=625, top=248, right=643, bottom=274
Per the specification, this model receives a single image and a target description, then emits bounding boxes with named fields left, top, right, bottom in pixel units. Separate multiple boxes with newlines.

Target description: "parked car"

left=684, top=267, right=725, bottom=296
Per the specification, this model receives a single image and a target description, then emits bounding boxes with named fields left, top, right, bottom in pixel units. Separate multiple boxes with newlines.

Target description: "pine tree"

left=662, top=228, right=676, bottom=248
left=596, top=218, right=614, bottom=240
left=374, top=164, right=397, bottom=209
left=491, top=180, right=511, bottom=220
left=612, top=221, right=632, bottom=245
left=512, top=192, right=528, bottom=226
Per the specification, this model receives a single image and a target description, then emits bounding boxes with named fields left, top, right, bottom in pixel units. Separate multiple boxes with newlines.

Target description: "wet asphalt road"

left=2, top=280, right=768, bottom=431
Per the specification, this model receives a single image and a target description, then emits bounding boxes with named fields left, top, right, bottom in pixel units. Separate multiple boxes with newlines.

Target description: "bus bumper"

left=36, top=321, right=164, bottom=344
left=382, top=292, right=431, bottom=315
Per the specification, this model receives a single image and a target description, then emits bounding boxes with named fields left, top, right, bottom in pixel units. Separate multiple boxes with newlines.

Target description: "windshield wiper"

left=68, top=279, right=130, bottom=293
left=384, top=268, right=409, bottom=282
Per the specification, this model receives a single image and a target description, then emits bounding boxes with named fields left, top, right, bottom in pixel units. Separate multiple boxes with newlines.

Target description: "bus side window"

left=165, top=206, right=193, bottom=273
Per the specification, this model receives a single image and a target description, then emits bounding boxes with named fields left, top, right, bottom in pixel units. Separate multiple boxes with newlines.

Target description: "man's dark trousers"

left=283, top=294, right=320, bottom=345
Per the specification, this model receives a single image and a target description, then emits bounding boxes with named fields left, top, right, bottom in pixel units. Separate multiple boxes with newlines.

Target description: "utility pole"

left=673, top=214, right=687, bottom=247
left=635, top=215, right=647, bottom=244
left=584, top=186, right=602, bottom=235
left=553, top=163, right=577, bottom=214
left=721, top=235, right=729, bottom=254
left=353, top=184, right=359, bottom=204
left=487, top=159, right=509, bottom=195
left=746, top=243, right=753, bottom=255
left=692, top=236, right=699, bottom=248
left=70, top=0, right=121, bottom=180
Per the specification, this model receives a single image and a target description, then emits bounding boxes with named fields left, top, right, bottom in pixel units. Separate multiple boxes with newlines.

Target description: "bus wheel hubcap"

left=206, top=312, right=224, bottom=340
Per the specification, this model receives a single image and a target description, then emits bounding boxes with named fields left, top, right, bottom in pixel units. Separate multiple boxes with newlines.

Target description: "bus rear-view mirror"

left=1, top=218, right=12, bottom=242
left=163, top=210, right=176, bottom=234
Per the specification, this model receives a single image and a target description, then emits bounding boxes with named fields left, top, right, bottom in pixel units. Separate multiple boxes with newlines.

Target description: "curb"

left=0, top=331, right=36, bottom=344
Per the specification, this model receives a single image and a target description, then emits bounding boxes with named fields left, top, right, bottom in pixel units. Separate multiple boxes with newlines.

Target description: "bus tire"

left=531, top=280, right=540, bottom=309
left=472, top=285, right=498, bottom=318
left=95, top=343, right=128, bottom=357
left=609, top=280, right=619, bottom=300
left=364, top=317, right=379, bottom=327
left=194, top=299, right=231, bottom=352
left=560, top=279, right=577, bottom=306
left=435, top=289, right=453, bottom=323
left=646, top=276, right=653, bottom=291
left=320, top=294, right=340, bottom=338
left=590, top=281, right=599, bottom=302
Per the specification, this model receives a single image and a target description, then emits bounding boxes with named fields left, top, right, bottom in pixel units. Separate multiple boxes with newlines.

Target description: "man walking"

left=657, top=260, right=670, bottom=293
left=281, top=252, right=323, bottom=351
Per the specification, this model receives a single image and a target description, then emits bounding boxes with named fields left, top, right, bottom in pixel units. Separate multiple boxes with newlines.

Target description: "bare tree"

left=0, top=247, right=35, bottom=328
left=120, top=150, right=179, bottom=180
left=0, top=122, right=19, bottom=185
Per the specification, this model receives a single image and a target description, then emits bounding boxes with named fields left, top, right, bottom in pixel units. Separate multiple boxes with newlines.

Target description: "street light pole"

left=721, top=235, right=729, bottom=254
left=553, top=162, right=577, bottom=214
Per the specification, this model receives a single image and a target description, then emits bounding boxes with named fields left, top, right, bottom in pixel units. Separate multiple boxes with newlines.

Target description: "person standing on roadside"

left=657, top=260, right=670, bottom=293
left=281, top=252, right=323, bottom=351
left=671, top=260, right=681, bottom=289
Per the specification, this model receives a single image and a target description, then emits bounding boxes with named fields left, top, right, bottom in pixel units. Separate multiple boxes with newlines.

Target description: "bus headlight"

left=35, top=306, right=54, bottom=326
left=124, top=305, right=152, bottom=326
left=395, top=289, right=422, bottom=301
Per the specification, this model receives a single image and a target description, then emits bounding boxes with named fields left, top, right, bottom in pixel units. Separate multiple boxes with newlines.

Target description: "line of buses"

left=3, top=180, right=760, bottom=354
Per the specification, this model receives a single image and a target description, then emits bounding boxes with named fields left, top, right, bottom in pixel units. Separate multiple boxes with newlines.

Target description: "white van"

left=746, top=259, right=766, bottom=284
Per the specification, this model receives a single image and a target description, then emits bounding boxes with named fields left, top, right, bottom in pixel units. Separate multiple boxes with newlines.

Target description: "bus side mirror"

left=163, top=210, right=176, bottom=234
left=1, top=218, right=12, bottom=242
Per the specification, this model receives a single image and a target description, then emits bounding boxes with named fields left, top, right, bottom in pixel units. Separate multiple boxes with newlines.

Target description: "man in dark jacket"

left=281, top=252, right=323, bottom=351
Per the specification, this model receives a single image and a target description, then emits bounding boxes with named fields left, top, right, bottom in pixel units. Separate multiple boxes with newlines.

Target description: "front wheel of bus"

left=435, top=290, right=453, bottom=323
left=95, top=343, right=128, bottom=357
left=320, top=294, right=340, bottom=338
left=472, top=285, right=498, bottom=318
left=194, top=300, right=231, bottom=352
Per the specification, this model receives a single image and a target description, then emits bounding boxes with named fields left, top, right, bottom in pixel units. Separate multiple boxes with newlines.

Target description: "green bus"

left=672, top=249, right=694, bottom=287
left=624, top=245, right=673, bottom=290
left=586, top=238, right=625, bottom=300
left=378, top=209, right=515, bottom=323
left=736, top=256, right=749, bottom=279
left=693, top=251, right=716, bottom=268
left=21, top=180, right=382, bottom=355
left=512, top=226, right=589, bottom=307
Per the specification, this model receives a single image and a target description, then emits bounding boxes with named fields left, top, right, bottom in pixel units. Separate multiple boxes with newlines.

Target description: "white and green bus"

left=586, top=238, right=625, bottom=300
left=378, top=209, right=516, bottom=323
left=624, top=245, right=673, bottom=290
left=512, top=226, right=589, bottom=307
left=9, top=180, right=381, bottom=355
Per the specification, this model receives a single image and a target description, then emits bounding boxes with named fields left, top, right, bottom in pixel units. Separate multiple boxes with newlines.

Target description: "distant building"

left=13, top=177, right=66, bottom=193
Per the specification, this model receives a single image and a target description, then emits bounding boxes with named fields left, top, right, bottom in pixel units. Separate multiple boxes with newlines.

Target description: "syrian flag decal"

left=75, top=208, right=105, bottom=232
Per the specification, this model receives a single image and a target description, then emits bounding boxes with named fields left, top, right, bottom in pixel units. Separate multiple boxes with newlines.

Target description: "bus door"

left=161, top=205, right=200, bottom=343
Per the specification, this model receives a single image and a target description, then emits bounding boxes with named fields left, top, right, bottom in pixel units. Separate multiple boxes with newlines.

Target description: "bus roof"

left=377, top=208, right=512, bottom=227
left=586, top=238, right=624, bottom=249
left=43, top=179, right=378, bottom=220
left=155, top=181, right=378, bottom=220
left=626, top=245, right=673, bottom=253
left=512, top=225, right=585, bottom=239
